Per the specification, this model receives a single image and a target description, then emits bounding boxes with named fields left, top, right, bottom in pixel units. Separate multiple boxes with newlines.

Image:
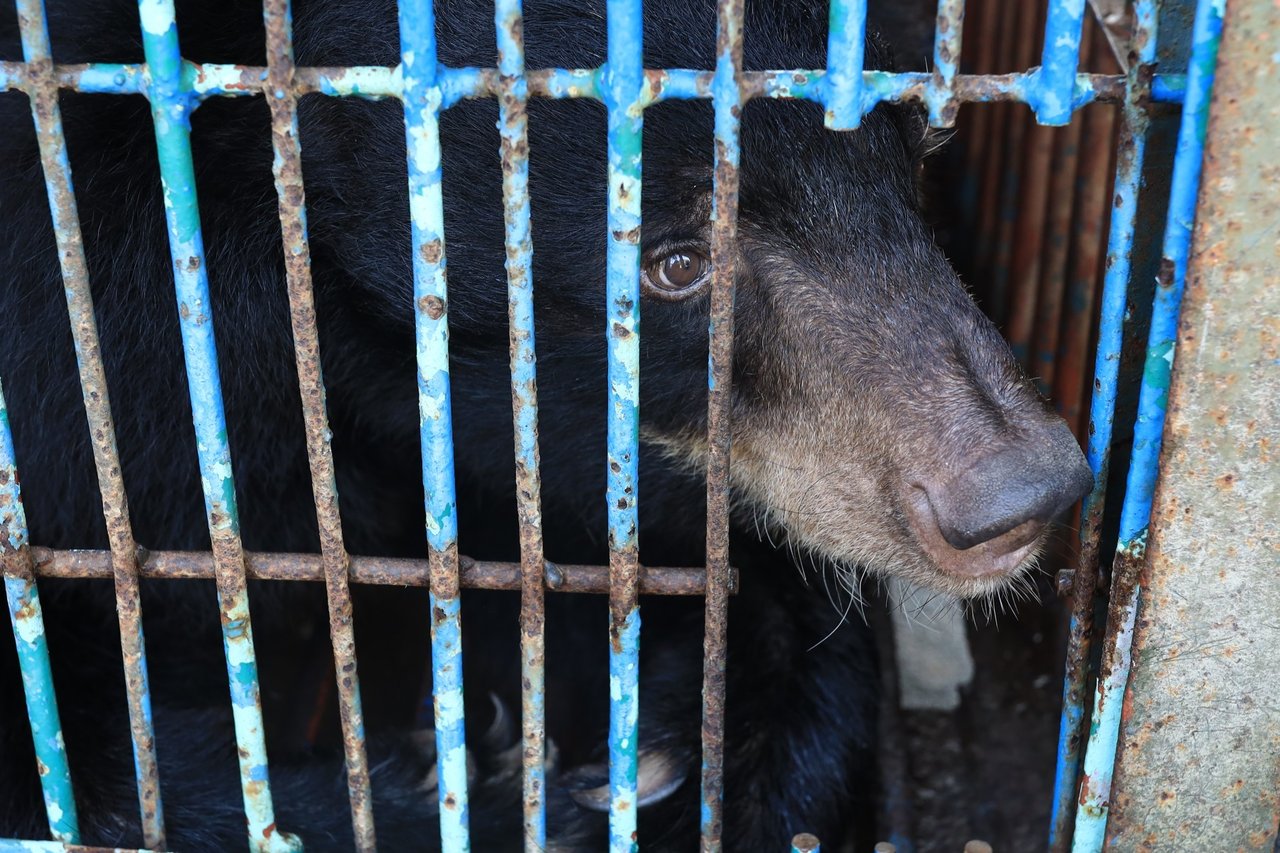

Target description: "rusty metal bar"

left=1048, top=2, right=1161, bottom=848
left=260, top=0, right=375, bottom=847
left=926, top=0, right=965, bottom=127
left=135, top=0, right=298, bottom=846
left=12, top=0, right=165, bottom=844
left=492, top=0, right=549, bottom=847
left=1105, top=0, right=1279, bottom=844
left=698, top=0, right=742, bottom=848
left=27, top=548, right=732, bottom=595
left=1, top=381, right=80, bottom=843
left=1072, top=0, right=1225, bottom=848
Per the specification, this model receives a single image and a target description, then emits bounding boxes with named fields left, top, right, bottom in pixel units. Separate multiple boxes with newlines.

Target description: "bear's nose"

left=920, top=421, right=1094, bottom=551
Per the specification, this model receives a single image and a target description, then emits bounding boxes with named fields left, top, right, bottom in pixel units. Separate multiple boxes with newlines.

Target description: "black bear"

left=0, top=0, right=1092, bottom=849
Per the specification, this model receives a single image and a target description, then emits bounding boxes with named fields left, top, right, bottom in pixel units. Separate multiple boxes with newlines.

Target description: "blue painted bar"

left=1071, top=2, right=1224, bottom=850
left=0, top=382, right=80, bottom=844
left=398, top=0, right=471, bottom=849
left=0, top=57, right=1191, bottom=109
left=823, top=0, right=867, bottom=128
left=925, top=0, right=965, bottom=127
left=494, top=0, right=549, bottom=848
left=1047, top=2, right=1161, bottom=847
left=603, top=0, right=643, bottom=848
left=16, top=0, right=166, bottom=843
left=135, top=1, right=298, bottom=849
left=1030, top=0, right=1087, bottom=125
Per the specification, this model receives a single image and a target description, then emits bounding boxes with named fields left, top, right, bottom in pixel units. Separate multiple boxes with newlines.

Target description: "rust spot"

left=421, top=240, right=443, bottom=264
left=1156, top=257, right=1175, bottom=290
left=420, top=295, right=446, bottom=320
left=611, top=227, right=640, bottom=244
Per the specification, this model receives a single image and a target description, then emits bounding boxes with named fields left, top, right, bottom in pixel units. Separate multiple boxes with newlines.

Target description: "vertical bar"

left=603, top=0, right=643, bottom=848
left=824, top=0, right=866, bottom=129
left=1071, top=1, right=1223, bottom=849
left=260, top=0, right=376, bottom=848
left=493, top=0, right=547, bottom=849
left=926, top=0, right=965, bottom=128
left=0, top=381, right=80, bottom=844
left=1032, top=0, right=1087, bottom=125
left=135, top=2, right=299, bottom=849
left=14, top=0, right=164, bottom=845
left=397, top=0, right=470, bottom=849
left=1048, top=3, right=1159, bottom=849
left=699, top=0, right=742, bottom=849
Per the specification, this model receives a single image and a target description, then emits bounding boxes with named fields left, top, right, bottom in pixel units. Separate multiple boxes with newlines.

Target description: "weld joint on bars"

left=0, top=60, right=1188, bottom=115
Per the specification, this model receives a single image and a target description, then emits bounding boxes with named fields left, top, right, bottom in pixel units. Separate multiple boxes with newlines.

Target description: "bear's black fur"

left=1, top=0, right=964, bottom=848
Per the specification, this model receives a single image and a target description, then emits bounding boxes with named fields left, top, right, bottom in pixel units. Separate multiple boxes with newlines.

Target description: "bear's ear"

left=565, top=749, right=687, bottom=813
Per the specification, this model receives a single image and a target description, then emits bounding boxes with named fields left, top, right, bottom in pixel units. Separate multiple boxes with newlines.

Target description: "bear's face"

left=614, top=96, right=1092, bottom=599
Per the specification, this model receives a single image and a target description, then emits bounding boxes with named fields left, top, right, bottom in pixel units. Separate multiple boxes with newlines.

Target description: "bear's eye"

left=642, top=249, right=711, bottom=301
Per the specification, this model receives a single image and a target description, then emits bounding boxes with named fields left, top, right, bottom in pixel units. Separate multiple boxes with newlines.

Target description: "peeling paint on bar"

left=493, top=0, right=549, bottom=848
left=1, top=382, right=80, bottom=844
left=603, top=0, right=643, bottom=847
left=0, top=57, right=1189, bottom=111
left=926, top=0, right=965, bottom=127
left=1046, top=3, right=1160, bottom=849
left=1071, top=1, right=1223, bottom=850
left=398, top=0, right=471, bottom=849
left=135, top=1, right=299, bottom=848
left=1030, top=0, right=1087, bottom=125
left=823, top=0, right=866, bottom=129
left=698, top=1, right=742, bottom=850
left=14, top=0, right=166, bottom=845
left=261, top=0, right=377, bottom=848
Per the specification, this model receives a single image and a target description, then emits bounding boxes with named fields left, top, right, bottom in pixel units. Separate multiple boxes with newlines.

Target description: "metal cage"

left=3, top=0, right=1274, bottom=850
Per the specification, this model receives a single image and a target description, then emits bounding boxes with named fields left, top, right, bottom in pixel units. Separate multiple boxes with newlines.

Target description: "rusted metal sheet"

left=1105, top=0, right=1280, bottom=847
left=261, top=0, right=376, bottom=847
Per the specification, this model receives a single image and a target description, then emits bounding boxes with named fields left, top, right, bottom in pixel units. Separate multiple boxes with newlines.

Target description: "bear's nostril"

left=919, top=421, right=1094, bottom=552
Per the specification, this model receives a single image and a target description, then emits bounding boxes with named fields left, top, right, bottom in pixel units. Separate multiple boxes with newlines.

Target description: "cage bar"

left=1, top=381, right=79, bottom=844
left=926, top=0, right=965, bottom=127
left=259, top=0, right=377, bottom=847
left=492, top=0, right=550, bottom=847
left=698, top=1, right=743, bottom=849
left=1047, top=2, right=1160, bottom=848
left=1071, top=1, right=1223, bottom=849
left=13, top=0, right=165, bottom=844
left=397, top=0, right=472, bottom=848
left=1032, top=0, right=1087, bottom=125
left=823, top=0, right=866, bottom=129
left=602, top=0, right=645, bottom=848
left=135, top=1, right=298, bottom=848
